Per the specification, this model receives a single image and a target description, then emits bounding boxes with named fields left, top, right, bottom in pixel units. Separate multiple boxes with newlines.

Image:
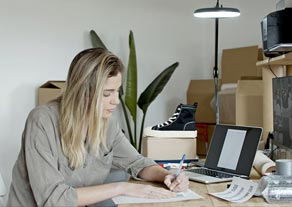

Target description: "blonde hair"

left=60, top=48, right=123, bottom=169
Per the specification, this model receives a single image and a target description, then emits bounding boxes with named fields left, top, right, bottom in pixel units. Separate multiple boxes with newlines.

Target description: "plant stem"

left=119, top=94, right=135, bottom=146
left=134, top=119, right=137, bottom=149
left=138, top=111, right=147, bottom=153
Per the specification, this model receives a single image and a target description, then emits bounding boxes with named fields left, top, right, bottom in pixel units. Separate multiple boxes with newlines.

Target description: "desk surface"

left=118, top=169, right=291, bottom=207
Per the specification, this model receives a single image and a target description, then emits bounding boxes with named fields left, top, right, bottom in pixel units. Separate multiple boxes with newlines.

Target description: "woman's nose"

left=111, top=92, right=120, bottom=105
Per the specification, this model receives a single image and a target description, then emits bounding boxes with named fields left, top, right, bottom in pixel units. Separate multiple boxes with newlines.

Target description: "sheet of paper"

left=209, top=177, right=258, bottom=203
left=112, top=189, right=203, bottom=204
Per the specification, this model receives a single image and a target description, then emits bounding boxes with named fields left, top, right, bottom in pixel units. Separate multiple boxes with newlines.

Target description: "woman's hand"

left=122, top=182, right=176, bottom=199
left=164, top=172, right=189, bottom=192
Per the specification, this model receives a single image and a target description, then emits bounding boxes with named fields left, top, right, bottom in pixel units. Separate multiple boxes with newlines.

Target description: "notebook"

left=185, top=124, right=262, bottom=184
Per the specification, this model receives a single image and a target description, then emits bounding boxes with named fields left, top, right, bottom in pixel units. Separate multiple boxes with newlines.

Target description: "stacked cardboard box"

left=236, top=79, right=263, bottom=127
left=187, top=45, right=264, bottom=155
left=142, top=136, right=198, bottom=161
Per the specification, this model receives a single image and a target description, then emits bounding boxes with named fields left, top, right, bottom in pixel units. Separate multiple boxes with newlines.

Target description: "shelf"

left=256, top=52, right=292, bottom=67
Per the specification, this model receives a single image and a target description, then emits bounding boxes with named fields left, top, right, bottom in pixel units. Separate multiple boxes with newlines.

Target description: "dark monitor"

left=272, top=76, right=292, bottom=151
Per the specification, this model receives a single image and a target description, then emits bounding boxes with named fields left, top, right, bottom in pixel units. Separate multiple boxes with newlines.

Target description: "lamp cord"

left=268, top=57, right=278, bottom=78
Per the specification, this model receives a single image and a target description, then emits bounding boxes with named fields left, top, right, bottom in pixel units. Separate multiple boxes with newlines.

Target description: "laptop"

left=185, top=124, right=262, bottom=184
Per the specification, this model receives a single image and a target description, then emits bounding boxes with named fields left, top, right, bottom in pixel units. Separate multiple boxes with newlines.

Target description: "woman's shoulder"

left=27, top=100, right=60, bottom=123
left=23, top=100, right=61, bottom=150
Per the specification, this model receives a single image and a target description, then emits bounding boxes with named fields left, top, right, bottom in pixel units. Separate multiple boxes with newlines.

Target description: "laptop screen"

left=204, top=124, right=262, bottom=176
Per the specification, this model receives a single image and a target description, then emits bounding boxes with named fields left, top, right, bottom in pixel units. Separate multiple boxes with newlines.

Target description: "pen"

left=175, top=154, right=186, bottom=178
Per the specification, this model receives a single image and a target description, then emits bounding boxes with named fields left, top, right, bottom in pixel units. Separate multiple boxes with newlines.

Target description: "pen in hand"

left=169, top=154, right=186, bottom=192
left=175, top=154, right=186, bottom=178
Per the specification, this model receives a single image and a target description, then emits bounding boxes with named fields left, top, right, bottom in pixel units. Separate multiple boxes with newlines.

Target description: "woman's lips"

left=107, top=109, right=115, bottom=113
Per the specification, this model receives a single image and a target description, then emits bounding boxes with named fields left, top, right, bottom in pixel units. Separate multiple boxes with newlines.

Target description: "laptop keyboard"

left=188, top=168, right=234, bottom=178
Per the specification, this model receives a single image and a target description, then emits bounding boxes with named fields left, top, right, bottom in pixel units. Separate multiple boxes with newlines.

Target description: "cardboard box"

left=142, top=137, right=197, bottom=161
left=236, top=80, right=263, bottom=128
left=38, top=81, right=65, bottom=105
left=196, top=123, right=216, bottom=156
left=187, top=45, right=263, bottom=124
left=221, top=45, right=263, bottom=84
left=187, top=79, right=221, bottom=123
left=187, top=79, right=236, bottom=124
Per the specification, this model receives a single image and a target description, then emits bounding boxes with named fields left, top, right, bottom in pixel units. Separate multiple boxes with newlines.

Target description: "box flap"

left=38, top=81, right=65, bottom=105
left=237, top=80, right=263, bottom=96
left=40, top=81, right=65, bottom=89
left=187, top=79, right=221, bottom=94
left=221, top=45, right=261, bottom=84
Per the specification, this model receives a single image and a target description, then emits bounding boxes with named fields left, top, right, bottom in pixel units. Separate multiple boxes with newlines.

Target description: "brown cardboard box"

left=187, top=45, right=263, bottom=124
left=38, top=81, right=65, bottom=105
left=221, top=45, right=263, bottom=84
left=187, top=79, right=221, bottom=123
left=196, top=123, right=216, bottom=156
left=142, top=137, right=197, bottom=160
left=236, top=80, right=263, bottom=128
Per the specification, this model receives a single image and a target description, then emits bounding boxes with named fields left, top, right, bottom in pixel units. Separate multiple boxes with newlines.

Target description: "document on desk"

left=209, top=177, right=258, bottom=203
left=112, top=189, right=203, bottom=204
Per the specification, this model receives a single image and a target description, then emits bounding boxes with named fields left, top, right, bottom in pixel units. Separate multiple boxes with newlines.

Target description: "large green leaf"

left=125, top=30, right=137, bottom=121
left=90, top=30, right=107, bottom=49
left=137, top=62, right=178, bottom=113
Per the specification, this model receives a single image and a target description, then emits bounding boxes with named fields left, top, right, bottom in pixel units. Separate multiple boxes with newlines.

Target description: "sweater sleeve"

left=108, top=118, right=156, bottom=180
left=24, top=107, right=78, bottom=206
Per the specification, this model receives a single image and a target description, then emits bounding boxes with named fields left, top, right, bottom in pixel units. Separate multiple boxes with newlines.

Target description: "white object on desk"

left=253, top=150, right=275, bottom=176
left=209, top=177, right=258, bottom=203
left=112, top=189, right=203, bottom=204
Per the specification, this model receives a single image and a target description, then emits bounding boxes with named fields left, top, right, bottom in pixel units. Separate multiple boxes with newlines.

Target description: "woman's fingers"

left=164, top=172, right=189, bottom=192
left=164, top=174, right=174, bottom=187
left=144, top=186, right=176, bottom=199
left=124, top=183, right=176, bottom=199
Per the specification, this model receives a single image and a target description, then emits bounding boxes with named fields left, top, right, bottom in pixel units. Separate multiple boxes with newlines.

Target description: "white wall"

left=0, top=0, right=275, bottom=199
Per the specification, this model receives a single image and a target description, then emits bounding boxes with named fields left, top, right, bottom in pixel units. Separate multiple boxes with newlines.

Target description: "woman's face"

left=102, top=72, right=122, bottom=118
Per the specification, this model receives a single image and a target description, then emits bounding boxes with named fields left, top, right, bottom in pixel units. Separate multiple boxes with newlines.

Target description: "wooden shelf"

left=256, top=52, right=292, bottom=67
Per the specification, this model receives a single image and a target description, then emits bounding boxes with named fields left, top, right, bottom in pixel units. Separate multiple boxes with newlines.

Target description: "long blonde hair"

left=60, top=48, right=124, bottom=169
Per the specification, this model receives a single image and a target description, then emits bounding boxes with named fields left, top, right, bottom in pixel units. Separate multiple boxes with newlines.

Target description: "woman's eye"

left=103, top=93, right=111, bottom=97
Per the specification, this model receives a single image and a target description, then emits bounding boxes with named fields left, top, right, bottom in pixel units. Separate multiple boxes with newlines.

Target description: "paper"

left=253, top=150, right=275, bottom=176
left=209, top=177, right=258, bottom=203
left=112, top=189, right=203, bottom=204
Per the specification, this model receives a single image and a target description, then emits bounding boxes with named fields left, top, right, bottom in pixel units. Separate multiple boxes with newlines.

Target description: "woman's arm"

left=76, top=181, right=175, bottom=206
left=138, top=164, right=172, bottom=182
left=138, top=165, right=189, bottom=192
left=76, top=183, right=121, bottom=206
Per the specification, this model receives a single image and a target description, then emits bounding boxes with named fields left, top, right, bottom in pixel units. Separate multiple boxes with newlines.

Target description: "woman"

left=7, top=48, right=189, bottom=206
